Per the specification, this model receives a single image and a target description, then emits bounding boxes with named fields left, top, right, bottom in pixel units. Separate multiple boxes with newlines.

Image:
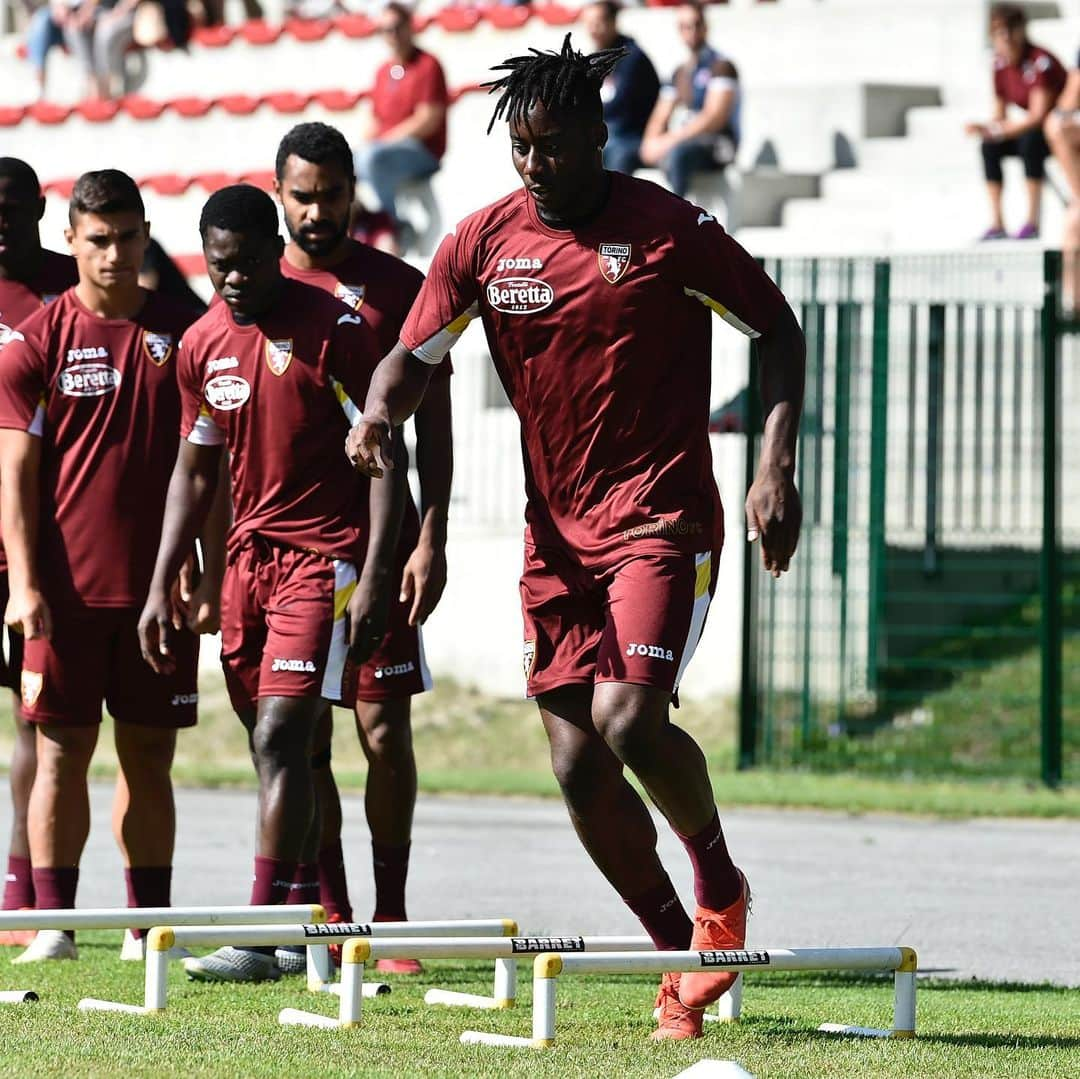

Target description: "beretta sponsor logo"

left=487, top=276, right=554, bottom=315
left=510, top=936, right=586, bottom=954
left=699, top=949, right=770, bottom=967
left=205, top=374, right=250, bottom=411
left=58, top=363, right=121, bottom=398
left=303, top=922, right=373, bottom=937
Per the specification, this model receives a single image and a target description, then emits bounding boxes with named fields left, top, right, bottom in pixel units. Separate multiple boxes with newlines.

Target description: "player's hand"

left=345, top=418, right=392, bottom=479
left=399, top=540, right=447, bottom=627
left=965, top=122, right=989, bottom=139
left=185, top=575, right=221, bottom=635
left=746, top=465, right=802, bottom=578
left=345, top=572, right=391, bottom=665
left=5, top=587, right=52, bottom=640
left=138, top=589, right=178, bottom=675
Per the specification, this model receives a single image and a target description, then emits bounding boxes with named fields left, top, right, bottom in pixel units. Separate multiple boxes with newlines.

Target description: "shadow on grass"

left=919, top=1032, right=1080, bottom=1050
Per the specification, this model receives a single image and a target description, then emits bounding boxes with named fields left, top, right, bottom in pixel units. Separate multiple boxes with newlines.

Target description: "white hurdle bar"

left=460, top=946, right=918, bottom=1048
left=79, top=918, right=517, bottom=1017
left=0, top=904, right=324, bottom=1008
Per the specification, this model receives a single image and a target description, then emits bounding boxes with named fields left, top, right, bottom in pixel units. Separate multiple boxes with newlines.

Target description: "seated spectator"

left=583, top=0, right=660, bottom=176
left=354, top=2, right=448, bottom=239
left=25, top=1, right=77, bottom=100
left=639, top=2, right=741, bottom=199
left=1045, top=53, right=1080, bottom=306
left=63, top=0, right=140, bottom=100
left=965, top=2, right=1066, bottom=240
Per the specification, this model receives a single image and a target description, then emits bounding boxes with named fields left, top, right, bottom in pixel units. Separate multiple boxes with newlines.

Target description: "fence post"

left=1040, top=251, right=1063, bottom=788
left=738, top=332, right=762, bottom=770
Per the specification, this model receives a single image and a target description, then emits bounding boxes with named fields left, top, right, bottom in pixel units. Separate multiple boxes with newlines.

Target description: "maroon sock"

left=124, top=866, right=172, bottom=940
left=3, top=855, right=34, bottom=910
left=31, top=867, right=79, bottom=940
left=624, top=875, right=693, bottom=951
left=677, top=810, right=742, bottom=912
left=371, top=842, right=410, bottom=921
left=317, top=841, right=352, bottom=922
left=250, top=856, right=297, bottom=907
left=287, top=862, right=320, bottom=907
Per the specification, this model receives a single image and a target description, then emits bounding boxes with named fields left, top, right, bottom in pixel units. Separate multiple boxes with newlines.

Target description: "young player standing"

left=0, top=170, right=204, bottom=962
left=348, top=38, right=805, bottom=1039
left=139, top=185, right=406, bottom=982
left=273, top=122, right=451, bottom=973
left=0, top=157, right=77, bottom=944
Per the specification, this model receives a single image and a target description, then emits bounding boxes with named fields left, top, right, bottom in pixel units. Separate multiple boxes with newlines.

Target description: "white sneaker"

left=183, top=946, right=281, bottom=983
left=12, top=929, right=78, bottom=963
left=119, top=928, right=191, bottom=961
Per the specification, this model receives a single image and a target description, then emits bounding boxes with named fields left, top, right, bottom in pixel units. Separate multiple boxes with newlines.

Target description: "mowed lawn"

left=0, top=934, right=1075, bottom=1078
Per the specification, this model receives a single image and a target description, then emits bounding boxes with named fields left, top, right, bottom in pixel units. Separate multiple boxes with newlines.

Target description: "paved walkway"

left=4, top=787, right=1077, bottom=987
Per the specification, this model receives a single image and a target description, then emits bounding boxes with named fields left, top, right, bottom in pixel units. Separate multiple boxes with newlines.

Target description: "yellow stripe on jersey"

left=694, top=553, right=712, bottom=600
left=413, top=300, right=479, bottom=365
left=333, top=578, right=357, bottom=622
left=331, top=378, right=362, bottom=426
left=683, top=287, right=761, bottom=339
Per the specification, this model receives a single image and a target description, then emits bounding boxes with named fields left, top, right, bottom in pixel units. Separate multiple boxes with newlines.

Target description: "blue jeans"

left=662, top=136, right=736, bottom=198
left=604, top=132, right=643, bottom=176
left=27, top=6, right=64, bottom=75
left=354, top=138, right=440, bottom=225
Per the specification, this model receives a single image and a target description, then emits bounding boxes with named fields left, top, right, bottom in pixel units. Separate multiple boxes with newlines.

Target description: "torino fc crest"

left=598, top=243, right=631, bottom=285
left=334, top=282, right=366, bottom=311
left=265, top=338, right=294, bottom=376
left=142, top=331, right=173, bottom=366
left=21, top=670, right=42, bottom=708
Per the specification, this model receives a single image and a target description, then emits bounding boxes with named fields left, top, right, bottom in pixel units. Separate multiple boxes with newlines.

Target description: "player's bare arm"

left=347, top=342, right=436, bottom=477
left=746, top=301, right=806, bottom=579
left=347, top=426, right=408, bottom=664
left=185, top=454, right=231, bottom=635
left=0, top=429, right=50, bottom=640
left=402, top=374, right=452, bottom=626
left=138, top=439, right=223, bottom=673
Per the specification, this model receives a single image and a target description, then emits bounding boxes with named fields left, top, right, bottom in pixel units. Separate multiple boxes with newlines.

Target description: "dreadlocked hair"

left=484, top=33, right=626, bottom=134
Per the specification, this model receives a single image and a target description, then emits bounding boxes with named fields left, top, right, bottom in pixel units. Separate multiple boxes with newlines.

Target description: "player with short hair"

left=0, top=157, right=77, bottom=945
left=139, top=184, right=406, bottom=983
left=0, top=169, right=204, bottom=962
left=348, top=37, right=804, bottom=1040
left=271, top=121, right=451, bottom=974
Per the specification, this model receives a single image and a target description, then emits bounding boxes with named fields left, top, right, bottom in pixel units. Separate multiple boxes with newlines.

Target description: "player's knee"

left=355, top=701, right=412, bottom=762
left=593, top=700, right=659, bottom=770
left=252, top=707, right=314, bottom=769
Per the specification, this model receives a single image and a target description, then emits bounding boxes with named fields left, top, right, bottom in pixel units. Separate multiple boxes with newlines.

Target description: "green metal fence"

left=739, top=250, right=1078, bottom=786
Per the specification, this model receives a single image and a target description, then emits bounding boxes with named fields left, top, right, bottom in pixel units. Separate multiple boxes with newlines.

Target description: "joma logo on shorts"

left=271, top=658, right=317, bottom=673
left=373, top=661, right=415, bottom=679
left=170, top=693, right=198, bottom=706
left=626, top=643, right=675, bottom=661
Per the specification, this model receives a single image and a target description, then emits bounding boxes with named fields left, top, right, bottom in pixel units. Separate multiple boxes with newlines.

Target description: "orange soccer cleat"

left=650, top=972, right=704, bottom=1041
left=679, top=871, right=751, bottom=1010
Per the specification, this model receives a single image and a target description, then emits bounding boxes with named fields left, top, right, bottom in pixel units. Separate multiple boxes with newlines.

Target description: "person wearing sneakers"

left=966, top=3, right=1066, bottom=241
left=138, top=184, right=405, bottom=984
left=0, top=157, right=78, bottom=948
left=0, top=169, right=206, bottom=963
left=347, top=37, right=805, bottom=1039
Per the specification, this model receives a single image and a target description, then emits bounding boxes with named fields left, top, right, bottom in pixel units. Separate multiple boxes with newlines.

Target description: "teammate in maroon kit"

left=348, top=37, right=804, bottom=1039
left=272, top=122, right=451, bottom=974
left=139, top=185, right=406, bottom=982
left=0, top=170, right=205, bottom=963
left=0, top=158, right=78, bottom=945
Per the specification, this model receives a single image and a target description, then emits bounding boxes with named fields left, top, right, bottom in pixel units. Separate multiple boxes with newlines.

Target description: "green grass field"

left=0, top=934, right=1075, bottom=1078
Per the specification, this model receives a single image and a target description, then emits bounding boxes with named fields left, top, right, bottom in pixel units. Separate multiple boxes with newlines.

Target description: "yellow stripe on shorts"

left=694, top=553, right=712, bottom=600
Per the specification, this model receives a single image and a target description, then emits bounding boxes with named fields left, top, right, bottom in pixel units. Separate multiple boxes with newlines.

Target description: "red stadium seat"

left=43, top=177, right=76, bottom=198
left=238, top=170, right=276, bottom=192
left=193, top=172, right=235, bottom=193
left=285, top=17, right=332, bottom=42
left=218, top=94, right=261, bottom=115
left=332, top=12, right=375, bottom=38
left=312, top=88, right=363, bottom=111
left=140, top=173, right=192, bottom=196
left=240, top=20, right=282, bottom=46
left=122, top=94, right=166, bottom=120
left=262, top=91, right=312, bottom=113
left=0, top=106, right=26, bottom=127
left=535, top=3, right=579, bottom=25
left=192, top=24, right=236, bottom=47
left=172, top=253, right=207, bottom=277
left=483, top=5, right=532, bottom=30
left=170, top=96, right=214, bottom=117
left=435, top=7, right=481, bottom=32
left=75, top=98, right=120, bottom=122
left=26, top=101, right=72, bottom=124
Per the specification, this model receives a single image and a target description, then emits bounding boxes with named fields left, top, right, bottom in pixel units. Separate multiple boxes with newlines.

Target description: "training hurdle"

left=79, top=919, right=517, bottom=1017
left=0, top=905, right=325, bottom=1008
left=457, top=946, right=918, bottom=1048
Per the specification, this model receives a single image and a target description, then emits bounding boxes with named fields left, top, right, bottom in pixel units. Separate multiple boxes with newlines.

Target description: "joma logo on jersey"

left=598, top=243, right=631, bottom=285
left=0, top=324, right=23, bottom=348
left=66, top=346, right=108, bottom=363
left=334, top=283, right=366, bottom=311
left=626, top=642, right=675, bottom=661
left=265, top=338, right=293, bottom=376
left=271, top=658, right=317, bottom=673
left=207, top=356, right=239, bottom=374
left=142, top=331, right=173, bottom=366
left=205, top=374, right=250, bottom=411
left=373, top=661, right=415, bottom=680
left=487, top=277, right=554, bottom=315
left=59, top=364, right=122, bottom=398
left=496, top=256, right=543, bottom=272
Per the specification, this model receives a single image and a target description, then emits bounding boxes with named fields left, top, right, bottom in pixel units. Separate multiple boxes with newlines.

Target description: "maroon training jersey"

left=399, top=172, right=787, bottom=568
left=994, top=43, right=1066, bottom=109
left=0, top=250, right=78, bottom=573
left=179, top=277, right=382, bottom=562
left=0, top=288, right=198, bottom=607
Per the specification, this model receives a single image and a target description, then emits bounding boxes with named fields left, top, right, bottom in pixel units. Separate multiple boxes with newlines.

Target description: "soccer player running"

left=347, top=37, right=805, bottom=1040
left=0, top=170, right=204, bottom=962
left=0, top=157, right=77, bottom=945
left=138, top=185, right=406, bottom=982
left=273, top=122, right=451, bottom=973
